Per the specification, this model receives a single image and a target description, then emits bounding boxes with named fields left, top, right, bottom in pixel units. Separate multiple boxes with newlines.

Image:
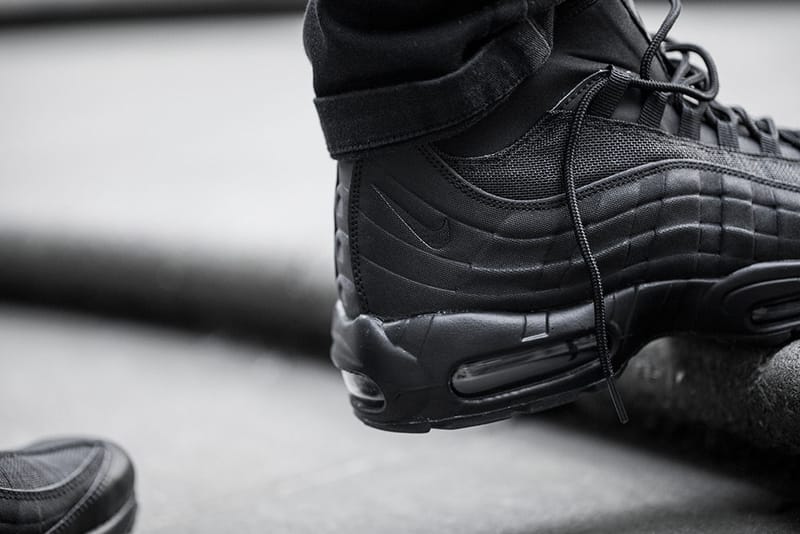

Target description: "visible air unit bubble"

left=751, top=296, right=800, bottom=326
left=341, top=371, right=385, bottom=411
left=451, top=335, right=599, bottom=397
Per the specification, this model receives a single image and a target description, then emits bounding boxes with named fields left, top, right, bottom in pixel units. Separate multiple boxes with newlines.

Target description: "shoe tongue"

left=554, top=0, right=669, bottom=80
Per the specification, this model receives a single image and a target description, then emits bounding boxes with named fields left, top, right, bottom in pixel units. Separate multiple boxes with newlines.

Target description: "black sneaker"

left=331, top=0, right=800, bottom=432
left=0, top=438, right=136, bottom=534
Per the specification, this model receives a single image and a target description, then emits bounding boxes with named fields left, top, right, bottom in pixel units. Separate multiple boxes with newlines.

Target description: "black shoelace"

left=563, top=0, right=800, bottom=424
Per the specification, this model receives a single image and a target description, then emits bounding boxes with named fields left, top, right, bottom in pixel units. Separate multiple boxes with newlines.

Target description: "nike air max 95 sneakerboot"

left=332, top=0, right=800, bottom=431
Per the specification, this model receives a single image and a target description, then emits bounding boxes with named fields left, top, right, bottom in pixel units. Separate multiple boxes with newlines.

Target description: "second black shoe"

left=0, top=438, right=136, bottom=534
left=331, top=0, right=800, bottom=431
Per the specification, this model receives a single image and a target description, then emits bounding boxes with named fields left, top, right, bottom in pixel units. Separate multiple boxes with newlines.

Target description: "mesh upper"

left=436, top=111, right=800, bottom=201
left=0, top=443, right=95, bottom=490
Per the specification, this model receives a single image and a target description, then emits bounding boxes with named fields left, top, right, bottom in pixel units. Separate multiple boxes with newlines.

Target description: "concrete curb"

left=0, top=230, right=336, bottom=349
left=578, top=338, right=800, bottom=455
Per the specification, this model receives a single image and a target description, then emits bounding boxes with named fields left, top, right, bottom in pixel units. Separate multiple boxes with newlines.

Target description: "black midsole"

left=331, top=260, right=800, bottom=433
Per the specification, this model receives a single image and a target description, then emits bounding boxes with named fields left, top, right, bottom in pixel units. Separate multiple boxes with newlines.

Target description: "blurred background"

left=1, top=1, right=800, bottom=532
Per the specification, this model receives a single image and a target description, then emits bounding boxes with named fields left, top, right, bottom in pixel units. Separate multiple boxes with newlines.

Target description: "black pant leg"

left=304, top=0, right=563, bottom=158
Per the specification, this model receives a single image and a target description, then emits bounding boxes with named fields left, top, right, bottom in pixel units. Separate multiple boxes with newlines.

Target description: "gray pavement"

left=0, top=305, right=798, bottom=533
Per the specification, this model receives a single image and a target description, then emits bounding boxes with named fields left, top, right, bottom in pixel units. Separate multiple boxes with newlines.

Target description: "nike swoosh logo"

left=372, top=183, right=451, bottom=249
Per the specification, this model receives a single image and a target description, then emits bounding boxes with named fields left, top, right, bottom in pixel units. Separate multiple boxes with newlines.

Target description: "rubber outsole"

left=331, top=260, right=800, bottom=433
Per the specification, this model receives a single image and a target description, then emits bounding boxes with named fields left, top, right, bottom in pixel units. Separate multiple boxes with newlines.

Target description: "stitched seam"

left=49, top=450, right=110, bottom=534
left=363, top=216, right=795, bottom=276
left=0, top=449, right=101, bottom=500
left=718, top=173, right=725, bottom=276
left=363, top=251, right=757, bottom=303
left=370, top=182, right=790, bottom=245
left=350, top=159, right=369, bottom=313
left=422, top=148, right=800, bottom=211
left=436, top=111, right=800, bottom=166
left=773, top=187, right=782, bottom=259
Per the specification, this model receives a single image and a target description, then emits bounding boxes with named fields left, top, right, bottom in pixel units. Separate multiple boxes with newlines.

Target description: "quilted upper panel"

left=351, top=143, right=800, bottom=318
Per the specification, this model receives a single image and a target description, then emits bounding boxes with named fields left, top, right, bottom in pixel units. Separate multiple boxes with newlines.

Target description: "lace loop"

left=637, top=0, right=792, bottom=150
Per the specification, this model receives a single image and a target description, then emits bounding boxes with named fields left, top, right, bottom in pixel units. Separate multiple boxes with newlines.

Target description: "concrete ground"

left=1, top=305, right=798, bottom=533
left=2, top=4, right=800, bottom=533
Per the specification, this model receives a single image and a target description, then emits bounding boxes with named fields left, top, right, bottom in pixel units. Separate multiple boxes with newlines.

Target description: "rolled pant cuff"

left=314, top=17, right=552, bottom=159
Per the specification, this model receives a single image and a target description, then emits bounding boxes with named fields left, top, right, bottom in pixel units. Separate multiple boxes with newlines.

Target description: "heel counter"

left=347, top=147, right=465, bottom=320
left=335, top=159, right=364, bottom=318
left=347, top=146, right=531, bottom=320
